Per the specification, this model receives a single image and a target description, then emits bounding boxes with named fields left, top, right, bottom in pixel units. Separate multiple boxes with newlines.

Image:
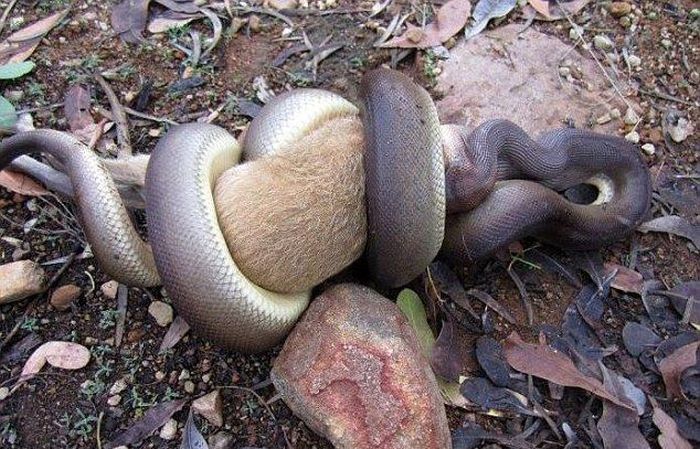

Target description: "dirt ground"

left=0, top=1, right=698, bottom=448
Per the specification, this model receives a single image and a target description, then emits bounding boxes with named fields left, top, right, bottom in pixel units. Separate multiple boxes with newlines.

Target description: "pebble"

left=248, top=15, right=261, bottom=32
left=50, top=284, right=81, bottom=311
left=596, top=113, right=612, bottom=125
left=569, top=26, right=583, bottom=40
left=107, top=394, right=122, bottom=406
left=184, top=381, right=196, bottom=394
left=109, top=378, right=128, bottom=395
left=610, top=108, right=621, bottom=119
left=159, top=418, right=178, bottom=440
left=192, top=390, right=224, bottom=426
left=609, top=2, right=632, bottom=18
left=625, top=131, right=640, bottom=143
left=0, top=386, right=9, bottom=400
left=267, top=0, right=298, bottom=9
left=665, top=115, right=694, bottom=143
left=624, top=108, right=639, bottom=125
left=558, top=66, right=571, bottom=77
left=0, top=260, right=47, bottom=305
left=661, top=39, right=672, bottom=49
left=208, top=431, right=234, bottom=449
left=619, top=16, right=631, bottom=27
left=178, top=369, right=190, bottom=381
left=100, top=280, right=119, bottom=300
left=641, top=143, right=655, bottom=155
left=627, top=55, right=642, bottom=69
left=5, top=90, right=24, bottom=102
left=625, top=131, right=639, bottom=143
left=155, top=371, right=166, bottom=381
left=148, top=301, right=173, bottom=327
left=593, top=35, right=614, bottom=51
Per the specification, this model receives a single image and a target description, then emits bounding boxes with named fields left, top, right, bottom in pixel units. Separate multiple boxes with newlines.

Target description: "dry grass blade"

left=95, top=74, right=132, bottom=158
left=466, top=288, right=516, bottom=324
left=105, top=399, right=187, bottom=449
left=199, top=7, right=222, bottom=59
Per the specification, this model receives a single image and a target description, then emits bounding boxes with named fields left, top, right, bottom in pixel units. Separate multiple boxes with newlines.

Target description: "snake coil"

left=0, top=69, right=651, bottom=352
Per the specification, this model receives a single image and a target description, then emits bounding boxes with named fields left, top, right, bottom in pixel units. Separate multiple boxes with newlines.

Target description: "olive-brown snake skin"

left=0, top=69, right=651, bottom=352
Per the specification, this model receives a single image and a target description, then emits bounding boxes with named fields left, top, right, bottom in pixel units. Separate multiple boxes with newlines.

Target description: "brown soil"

left=1, top=1, right=698, bottom=448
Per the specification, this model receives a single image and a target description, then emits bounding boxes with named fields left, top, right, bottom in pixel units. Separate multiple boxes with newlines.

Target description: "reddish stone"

left=271, top=284, right=451, bottom=449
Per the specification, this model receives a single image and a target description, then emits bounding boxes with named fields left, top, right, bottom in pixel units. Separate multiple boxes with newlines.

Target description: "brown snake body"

left=0, top=69, right=651, bottom=352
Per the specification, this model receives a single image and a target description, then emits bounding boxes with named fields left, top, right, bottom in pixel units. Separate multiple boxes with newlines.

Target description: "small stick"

left=95, top=74, right=132, bottom=158
left=124, top=106, right=179, bottom=125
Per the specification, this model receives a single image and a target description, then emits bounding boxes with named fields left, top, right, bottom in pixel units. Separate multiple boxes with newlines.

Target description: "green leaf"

left=0, top=61, right=35, bottom=80
left=396, top=288, right=435, bottom=357
left=0, top=95, right=17, bottom=129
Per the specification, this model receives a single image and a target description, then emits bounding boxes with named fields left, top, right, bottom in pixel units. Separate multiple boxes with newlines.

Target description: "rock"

left=609, top=2, right=632, bottom=17
left=593, top=35, right=614, bottom=51
left=625, top=131, right=640, bottom=143
left=107, top=394, right=122, bottom=406
left=596, top=113, right=612, bottom=125
left=248, top=15, right=261, bottom=32
left=558, top=66, right=571, bottom=77
left=627, top=54, right=641, bottom=68
left=159, top=418, right=178, bottom=440
left=663, top=110, right=694, bottom=143
left=208, top=431, right=234, bottom=449
left=100, top=280, right=119, bottom=299
left=272, top=284, right=451, bottom=449
left=624, top=107, right=639, bottom=125
left=437, top=25, right=635, bottom=135
left=0, top=260, right=46, bottom=304
left=661, top=38, right=672, bottom=49
left=0, top=386, right=9, bottom=400
left=184, top=380, right=195, bottom=394
left=641, top=143, right=655, bottom=155
left=109, top=378, right=128, bottom=395
left=267, top=0, right=298, bottom=9
left=50, top=284, right=81, bottom=311
left=192, top=390, right=224, bottom=426
left=148, top=301, right=173, bottom=327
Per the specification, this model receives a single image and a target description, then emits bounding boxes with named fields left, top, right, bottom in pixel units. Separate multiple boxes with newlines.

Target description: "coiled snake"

left=0, top=69, right=651, bottom=352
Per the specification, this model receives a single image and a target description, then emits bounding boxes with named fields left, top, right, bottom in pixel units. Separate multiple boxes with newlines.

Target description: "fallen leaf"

left=668, top=281, right=700, bottom=324
left=651, top=398, right=693, bottom=449
left=622, top=322, right=662, bottom=357
left=596, top=363, right=650, bottom=449
left=466, top=288, right=516, bottom=324
left=148, top=15, right=197, bottom=34
left=0, top=332, right=41, bottom=365
left=0, top=61, right=35, bottom=79
left=475, top=335, right=511, bottom=387
left=430, top=318, right=476, bottom=382
left=19, top=341, right=90, bottom=383
left=464, top=0, right=516, bottom=39
left=0, top=10, right=69, bottom=64
left=112, top=0, right=151, bottom=43
left=159, top=315, right=190, bottom=352
left=604, top=262, right=643, bottom=294
left=503, top=332, right=632, bottom=409
left=638, top=215, right=700, bottom=249
left=154, top=0, right=199, bottom=14
left=658, top=341, right=699, bottom=400
left=451, top=421, right=535, bottom=449
left=64, top=84, right=94, bottom=134
left=180, top=409, right=208, bottom=449
left=396, top=289, right=435, bottom=357
left=528, top=0, right=551, bottom=17
left=105, top=399, right=186, bottom=448
left=460, top=377, right=534, bottom=415
left=569, top=251, right=607, bottom=291
left=381, top=0, right=472, bottom=48
left=527, top=0, right=591, bottom=21
left=0, top=170, right=49, bottom=196
left=0, top=95, right=17, bottom=128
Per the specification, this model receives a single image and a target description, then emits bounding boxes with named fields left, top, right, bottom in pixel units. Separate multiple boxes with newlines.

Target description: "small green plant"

left=422, top=50, right=440, bottom=85
left=19, top=317, right=40, bottom=332
left=166, top=23, right=191, bottom=41
left=129, top=386, right=158, bottom=416
left=349, top=55, right=367, bottom=69
left=36, top=0, right=70, bottom=12
left=58, top=409, right=97, bottom=442
left=80, top=54, right=102, bottom=71
left=0, top=61, right=35, bottom=129
left=161, top=386, right=181, bottom=402
left=99, top=309, right=120, bottom=330
left=26, top=81, right=46, bottom=102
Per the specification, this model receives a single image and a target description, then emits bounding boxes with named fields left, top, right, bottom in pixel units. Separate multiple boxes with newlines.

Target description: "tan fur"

left=214, top=116, right=367, bottom=294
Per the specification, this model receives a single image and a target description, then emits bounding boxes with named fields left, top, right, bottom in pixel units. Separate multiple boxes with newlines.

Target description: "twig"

left=638, top=88, right=696, bottom=106
left=506, top=266, right=534, bottom=326
left=0, top=0, right=19, bottom=35
left=96, top=411, right=104, bottom=449
left=114, top=284, right=128, bottom=347
left=123, top=106, right=179, bottom=125
left=15, top=102, right=65, bottom=115
left=230, top=5, right=295, bottom=27
left=87, top=118, right=108, bottom=150
left=95, top=74, right=132, bottom=158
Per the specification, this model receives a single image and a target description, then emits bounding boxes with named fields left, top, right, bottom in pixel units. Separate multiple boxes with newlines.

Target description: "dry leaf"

left=638, top=215, right=700, bottom=249
left=0, top=10, right=69, bottom=64
left=0, top=170, right=49, bottom=196
left=503, top=332, right=633, bottom=409
left=105, top=399, right=186, bottom=449
left=658, top=341, right=699, bottom=400
left=528, top=0, right=551, bottom=17
left=19, top=341, right=90, bottom=382
left=159, top=315, right=190, bottom=352
left=465, top=0, right=517, bottom=39
left=527, top=0, right=591, bottom=21
left=651, top=398, right=693, bottom=449
left=604, top=262, right=643, bottom=294
left=64, top=84, right=94, bottom=134
left=381, top=0, right=472, bottom=48
left=112, top=0, right=152, bottom=43
left=596, top=364, right=650, bottom=449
